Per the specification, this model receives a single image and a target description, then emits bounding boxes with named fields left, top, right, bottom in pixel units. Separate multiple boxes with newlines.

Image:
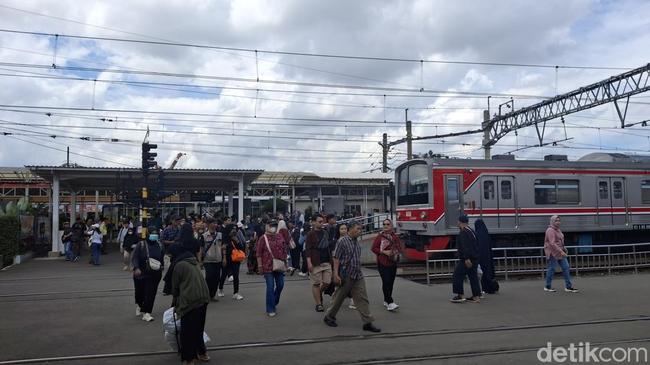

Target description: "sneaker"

left=544, top=287, right=557, bottom=292
left=135, top=306, right=141, bottom=316
left=450, top=296, right=465, bottom=303
left=298, top=272, right=307, bottom=277
left=267, top=312, right=276, bottom=317
left=348, top=300, right=357, bottom=310
left=122, top=265, right=129, bottom=271
left=290, top=268, right=296, bottom=276
left=465, top=296, right=480, bottom=303
left=142, top=313, right=154, bottom=322
left=323, top=316, right=338, bottom=327
left=315, top=304, right=324, bottom=312
left=228, top=276, right=234, bottom=282
left=233, top=293, right=244, bottom=300
left=565, top=287, right=579, bottom=293
left=362, top=323, right=381, bottom=333
left=217, top=290, right=225, bottom=297
left=387, top=302, right=400, bottom=311
left=197, top=353, right=210, bottom=362
left=73, top=256, right=79, bottom=262
left=383, top=301, right=389, bottom=308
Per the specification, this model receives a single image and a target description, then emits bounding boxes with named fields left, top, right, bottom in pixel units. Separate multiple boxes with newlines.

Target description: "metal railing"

left=337, top=213, right=394, bottom=236
left=425, top=243, right=650, bottom=285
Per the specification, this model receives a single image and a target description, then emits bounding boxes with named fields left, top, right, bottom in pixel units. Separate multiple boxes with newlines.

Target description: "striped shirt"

left=334, top=235, right=363, bottom=280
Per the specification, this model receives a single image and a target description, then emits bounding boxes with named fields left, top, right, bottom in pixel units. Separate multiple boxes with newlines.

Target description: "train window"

left=483, top=180, right=495, bottom=200
left=642, top=181, right=650, bottom=203
left=598, top=181, right=609, bottom=199
left=612, top=181, right=623, bottom=199
left=535, top=179, right=580, bottom=204
left=501, top=180, right=512, bottom=200
left=396, top=163, right=429, bottom=205
left=535, top=179, right=557, bottom=204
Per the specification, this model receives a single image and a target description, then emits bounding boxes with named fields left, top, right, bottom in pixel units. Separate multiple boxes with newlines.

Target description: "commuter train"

left=394, top=153, right=650, bottom=260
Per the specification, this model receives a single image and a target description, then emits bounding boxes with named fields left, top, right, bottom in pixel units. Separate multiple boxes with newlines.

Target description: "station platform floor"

left=0, top=252, right=648, bottom=364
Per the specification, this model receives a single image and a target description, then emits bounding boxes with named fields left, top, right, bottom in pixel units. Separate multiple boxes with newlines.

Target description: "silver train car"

left=394, top=153, right=650, bottom=260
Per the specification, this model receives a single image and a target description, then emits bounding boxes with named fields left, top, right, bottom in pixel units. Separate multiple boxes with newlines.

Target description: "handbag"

left=143, top=242, right=162, bottom=271
left=231, top=242, right=246, bottom=263
left=264, top=235, right=286, bottom=272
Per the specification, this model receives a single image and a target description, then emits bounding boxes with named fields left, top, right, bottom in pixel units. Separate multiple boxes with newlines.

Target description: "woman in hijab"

left=168, top=243, right=210, bottom=364
left=474, top=219, right=498, bottom=294
left=544, top=215, right=578, bottom=293
left=163, top=223, right=198, bottom=295
left=371, top=219, right=404, bottom=311
left=132, top=226, right=164, bottom=322
left=122, top=227, right=140, bottom=271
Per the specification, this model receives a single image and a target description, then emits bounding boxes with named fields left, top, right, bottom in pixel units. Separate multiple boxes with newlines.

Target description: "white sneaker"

left=383, top=301, right=388, bottom=308
left=142, top=313, right=154, bottom=322
left=348, top=300, right=357, bottom=310
left=267, top=312, right=276, bottom=317
left=233, top=293, right=244, bottom=300
left=217, top=289, right=225, bottom=297
left=298, top=272, right=307, bottom=277
left=135, top=306, right=141, bottom=316
left=227, top=276, right=234, bottom=282
left=122, top=265, right=129, bottom=271
left=387, top=303, right=399, bottom=311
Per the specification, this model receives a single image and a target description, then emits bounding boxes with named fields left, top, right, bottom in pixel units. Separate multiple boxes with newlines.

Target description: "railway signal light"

left=142, top=142, right=158, bottom=172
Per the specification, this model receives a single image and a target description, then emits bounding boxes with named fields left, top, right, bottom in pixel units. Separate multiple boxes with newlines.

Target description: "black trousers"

left=452, top=259, right=481, bottom=298
left=133, top=271, right=162, bottom=313
left=290, top=246, right=301, bottom=270
left=219, top=260, right=240, bottom=293
left=377, top=264, right=397, bottom=304
left=203, top=263, right=223, bottom=299
left=180, top=304, right=207, bottom=362
left=300, top=248, right=308, bottom=273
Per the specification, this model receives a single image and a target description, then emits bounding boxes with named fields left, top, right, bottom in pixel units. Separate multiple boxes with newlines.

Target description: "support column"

left=238, top=175, right=244, bottom=222
left=71, top=191, right=77, bottom=220
left=50, top=173, right=60, bottom=255
left=363, top=187, right=368, bottom=215
left=228, top=189, right=234, bottom=217
left=272, top=187, right=277, bottom=214
left=318, top=186, right=323, bottom=212
left=291, top=185, right=296, bottom=215
left=95, top=190, right=100, bottom=219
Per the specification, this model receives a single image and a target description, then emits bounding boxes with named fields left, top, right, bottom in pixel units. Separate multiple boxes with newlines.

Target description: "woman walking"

left=219, top=226, right=245, bottom=300
left=132, top=226, right=164, bottom=322
left=371, top=219, right=403, bottom=311
left=256, top=219, right=288, bottom=317
left=475, top=219, right=499, bottom=294
left=169, top=243, right=210, bottom=365
left=122, top=227, right=139, bottom=271
left=544, top=215, right=579, bottom=293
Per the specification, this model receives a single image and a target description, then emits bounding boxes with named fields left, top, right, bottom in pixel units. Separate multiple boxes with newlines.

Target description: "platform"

left=0, top=252, right=649, bottom=364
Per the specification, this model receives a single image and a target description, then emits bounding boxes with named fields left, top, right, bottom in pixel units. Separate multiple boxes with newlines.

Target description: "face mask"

left=149, top=234, right=159, bottom=241
left=269, top=227, right=277, bottom=234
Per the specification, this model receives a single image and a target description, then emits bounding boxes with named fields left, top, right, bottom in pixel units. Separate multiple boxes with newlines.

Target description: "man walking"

left=323, top=222, right=380, bottom=333
left=450, top=214, right=481, bottom=303
left=306, top=215, right=332, bottom=312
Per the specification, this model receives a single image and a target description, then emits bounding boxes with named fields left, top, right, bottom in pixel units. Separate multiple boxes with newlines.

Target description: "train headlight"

left=420, top=211, right=427, bottom=219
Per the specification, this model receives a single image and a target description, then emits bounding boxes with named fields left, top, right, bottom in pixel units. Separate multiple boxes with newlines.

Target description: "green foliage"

left=0, top=216, right=20, bottom=267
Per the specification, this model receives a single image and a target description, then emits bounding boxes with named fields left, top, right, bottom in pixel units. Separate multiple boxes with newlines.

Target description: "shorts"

left=310, top=262, right=332, bottom=286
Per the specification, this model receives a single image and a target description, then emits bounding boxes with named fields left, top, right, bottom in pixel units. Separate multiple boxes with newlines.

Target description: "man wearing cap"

left=161, top=215, right=182, bottom=252
left=450, top=214, right=482, bottom=303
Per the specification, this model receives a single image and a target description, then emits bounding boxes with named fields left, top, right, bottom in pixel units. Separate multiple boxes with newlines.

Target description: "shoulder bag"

left=231, top=241, right=246, bottom=263
left=263, top=235, right=286, bottom=272
left=143, top=241, right=162, bottom=271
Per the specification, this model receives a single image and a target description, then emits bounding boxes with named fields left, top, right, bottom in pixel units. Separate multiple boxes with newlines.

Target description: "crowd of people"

left=61, top=209, right=578, bottom=364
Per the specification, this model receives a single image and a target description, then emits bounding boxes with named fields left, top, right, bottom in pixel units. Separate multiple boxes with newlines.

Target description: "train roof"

left=407, top=154, right=650, bottom=170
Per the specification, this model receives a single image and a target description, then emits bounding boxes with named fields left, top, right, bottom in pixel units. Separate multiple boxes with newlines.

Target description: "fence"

left=425, top=243, right=650, bottom=285
left=337, top=213, right=394, bottom=235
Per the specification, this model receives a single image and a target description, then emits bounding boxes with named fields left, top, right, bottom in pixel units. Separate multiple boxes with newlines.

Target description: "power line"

left=0, top=28, right=632, bottom=71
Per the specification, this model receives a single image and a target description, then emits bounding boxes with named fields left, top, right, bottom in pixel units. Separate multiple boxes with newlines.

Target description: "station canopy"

left=27, top=166, right=263, bottom=192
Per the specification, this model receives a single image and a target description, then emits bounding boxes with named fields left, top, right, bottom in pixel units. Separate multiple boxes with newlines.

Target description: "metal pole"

left=426, top=251, right=430, bottom=285
left=50, top=172, right=60, bottom=255
left=482, top=110, right=491, bottom=160
left=382, top=133, right=388, bottom=172
left=504, top=248, right=509, bottom=280
left=607, top=246, right=611, bottom=275
left=633, top=244, right=638, bottom=274
left=405, top=109, right=412, bottom=160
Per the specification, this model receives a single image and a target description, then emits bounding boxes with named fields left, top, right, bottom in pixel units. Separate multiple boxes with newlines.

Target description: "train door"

left=497, top=176, right=516, bottom=228
left=445, top=175, right=462, bottom=228
left=597, top=177, right=627, bottom=226
left=482, top=176, right=515, bottom=228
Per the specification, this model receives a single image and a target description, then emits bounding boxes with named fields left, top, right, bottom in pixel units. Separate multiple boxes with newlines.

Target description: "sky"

left=0, top=0, right=648, bottom=173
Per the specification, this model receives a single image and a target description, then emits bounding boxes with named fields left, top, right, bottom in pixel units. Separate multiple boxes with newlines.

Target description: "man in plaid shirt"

left=323, top=222, right=381, bottom=333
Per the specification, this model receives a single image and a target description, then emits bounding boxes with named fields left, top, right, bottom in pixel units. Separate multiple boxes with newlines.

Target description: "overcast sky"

left=0, top=0, right=648, bottom=173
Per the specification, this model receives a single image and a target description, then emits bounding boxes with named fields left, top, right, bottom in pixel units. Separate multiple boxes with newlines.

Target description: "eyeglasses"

left=383, top=223, right=391, bottom=226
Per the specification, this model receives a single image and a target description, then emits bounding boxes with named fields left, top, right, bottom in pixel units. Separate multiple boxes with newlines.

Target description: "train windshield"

left=397, top=162, right=429, bottom=205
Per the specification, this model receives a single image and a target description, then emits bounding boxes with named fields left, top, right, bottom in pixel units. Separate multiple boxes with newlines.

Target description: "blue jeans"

left=91, top=243, right=102, bottom=265
left=545, top=257, right=572, bottom=288
left=264, top=272, right=284, bottom=314
left=64, top=241, right=74, bottom=261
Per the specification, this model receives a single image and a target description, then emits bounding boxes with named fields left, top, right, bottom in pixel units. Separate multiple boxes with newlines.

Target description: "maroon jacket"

left=371, top=231, right=403, bottom=267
